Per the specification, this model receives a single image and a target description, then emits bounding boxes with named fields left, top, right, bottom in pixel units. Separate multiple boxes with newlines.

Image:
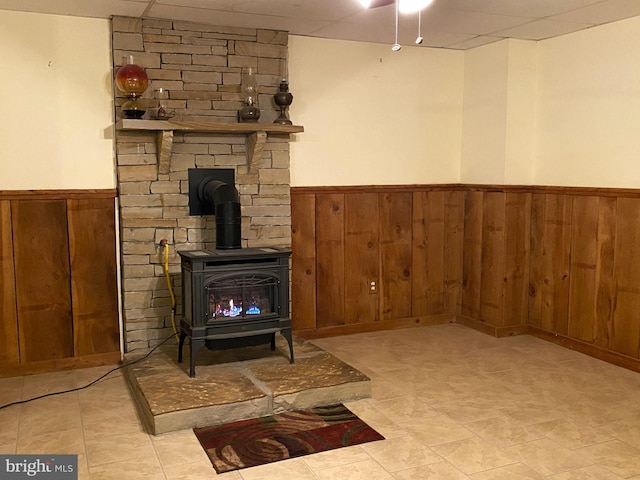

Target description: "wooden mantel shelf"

left=116, top=119, right=304, bottom=174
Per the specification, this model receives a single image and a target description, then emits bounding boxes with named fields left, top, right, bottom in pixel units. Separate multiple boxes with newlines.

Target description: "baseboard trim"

left=527, top=326, right=640, bottom=374
left=295, top=314, right=452, bottom=340
left=455, top=315, right=529, bottom=338
left=0, top=351, right=122, bottom=379
left=296, top=314, right=640, bottom=374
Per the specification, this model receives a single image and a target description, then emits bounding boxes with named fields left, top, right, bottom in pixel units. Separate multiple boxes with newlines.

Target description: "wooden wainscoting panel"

left=290, top=184, right=640, bottom=372
left=379, top=192, right=413, bottom=321
left=502, top=193, right=531, bottom=326
left=291, top=193, right=317, bottom=331
left=462, top=191, right=483, bottom=319
left=529, top=194, right=572, bottom=336
left=315, top=194, right=345, bottom=328
left=545, top=194, right=573, bottom=336
left=68, top=198, right=119, bottom=356
left=568, top=196, right=600, bottom=342
left=444, top=191, right=464, bottom=315
left=594, top=197, right=616, bottom=350
left=480, top=192, right=506, bottom=326
left=12, top=199, right=74, bottom=362
left=0, top=201, right=19, bottom=364
left=412, top=191, right=445, bottom=316
left=345, top=193, right=379, bottom=324
left=611, top=198, right=640, bottom=358
left=528, top=193, right=544, bottom=328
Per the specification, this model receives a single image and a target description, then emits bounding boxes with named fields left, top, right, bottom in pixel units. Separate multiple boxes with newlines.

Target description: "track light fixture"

left=358, top=0, right=434, bottom=50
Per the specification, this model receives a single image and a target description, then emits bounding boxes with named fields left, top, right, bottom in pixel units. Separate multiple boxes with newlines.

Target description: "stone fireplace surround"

left=112, top=16, right=296, bottom=352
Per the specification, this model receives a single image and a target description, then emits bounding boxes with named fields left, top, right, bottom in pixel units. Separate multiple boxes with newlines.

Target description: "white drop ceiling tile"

left=421, top=6, right=532, bottom=35
left=419, top=31, right=477, bottom=48
left=310, top=5, right=408, bottom=38
left=492, top=18, right=593, bottom=40
left=310, top=15, right=473, bottom=48
left=442, top=0, right=606, bottom=18
left=446, top=35, right=504, bottom=50
left=550, top=0, right=640, bottom=24
left=1, top=0, right=640, bottom=49
left=155, top=0, right=362, bottom=22
left=310, top=19, right=396, bottom=44
left=0, top=0, right=148, bottom=18
left=148, top=4, right=330, bottom=35
left=341, top=4, right=401, bottom=24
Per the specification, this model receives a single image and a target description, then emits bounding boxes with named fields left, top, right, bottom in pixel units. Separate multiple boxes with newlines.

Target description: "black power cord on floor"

left=0, top=334, right=176, bottom=411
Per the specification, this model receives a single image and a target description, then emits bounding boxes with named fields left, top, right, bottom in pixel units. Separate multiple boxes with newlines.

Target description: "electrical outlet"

left=368, top=279, right=378, bottom=294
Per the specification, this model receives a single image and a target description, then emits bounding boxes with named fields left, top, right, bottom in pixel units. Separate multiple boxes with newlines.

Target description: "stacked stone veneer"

left=112, top=16, right=294, bottom=351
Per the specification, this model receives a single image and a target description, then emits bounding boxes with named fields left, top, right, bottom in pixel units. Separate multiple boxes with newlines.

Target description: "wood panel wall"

left=292, top=185, right=640, bottom=372
left=460, top=191, right=531, bottom=335
left=0, top=201, right=18, bottom=365
left=0, top=190, right=120, bottom=377
left=68, top=198, right=120, bottom=356
left=13, top=199, right=74, bottom=362
left=291, top=186, right=463, bottom=338
left=345, top=193, right=379, bottom=325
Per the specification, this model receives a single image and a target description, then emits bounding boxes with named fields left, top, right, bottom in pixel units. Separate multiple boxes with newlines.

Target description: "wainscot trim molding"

left=291, top=183, right=640, bottom=197
left=0, top=189, right=117, bottom=200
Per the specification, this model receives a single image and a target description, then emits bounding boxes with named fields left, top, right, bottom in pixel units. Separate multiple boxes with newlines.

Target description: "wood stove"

left=177, top=247, right=294, bottom=377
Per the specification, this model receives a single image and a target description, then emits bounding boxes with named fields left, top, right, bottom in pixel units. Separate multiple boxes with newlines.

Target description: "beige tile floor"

left=2, top=323, right=640, bottom=479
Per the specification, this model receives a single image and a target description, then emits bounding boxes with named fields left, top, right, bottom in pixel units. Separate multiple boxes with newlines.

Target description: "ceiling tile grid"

left=0, top=0, right=639, bottom=49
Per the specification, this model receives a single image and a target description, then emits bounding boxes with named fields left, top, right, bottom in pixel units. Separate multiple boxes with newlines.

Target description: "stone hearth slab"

left=124, top=336, right=371, bottom=435
left=248, top=352, right=372, bottom=412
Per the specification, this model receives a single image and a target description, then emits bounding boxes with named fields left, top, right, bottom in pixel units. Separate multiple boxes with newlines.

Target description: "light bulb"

left=399, top=0, right=434, bottom=14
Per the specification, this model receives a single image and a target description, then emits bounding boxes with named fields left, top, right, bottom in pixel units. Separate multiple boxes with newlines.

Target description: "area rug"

left=193, top=403, right=385, bottom=473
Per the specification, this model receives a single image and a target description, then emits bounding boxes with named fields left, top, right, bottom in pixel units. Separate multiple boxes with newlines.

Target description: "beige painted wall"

left=461, top=39, right=538, bottom=185
left=4, top=10, right=640, bottom=190
left=288, top=36, right=464, bottom=187
left=460, top=41, right=509, bottom=184
left=0, top=10, right=115, bottom=190
left=534, top=15, right=640, bottom=188
left=504, top=40, right=538, bottom=185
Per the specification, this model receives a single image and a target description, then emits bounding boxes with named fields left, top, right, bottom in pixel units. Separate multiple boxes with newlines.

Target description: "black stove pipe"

left=198, top=178, right=241, bottom=249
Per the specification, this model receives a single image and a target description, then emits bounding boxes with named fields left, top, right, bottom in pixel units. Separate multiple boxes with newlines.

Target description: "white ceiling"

left=1, top=0, right=640, bottom=49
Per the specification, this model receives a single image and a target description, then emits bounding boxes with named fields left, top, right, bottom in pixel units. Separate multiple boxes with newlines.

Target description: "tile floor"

left=2, top=323, right=640, bottom=479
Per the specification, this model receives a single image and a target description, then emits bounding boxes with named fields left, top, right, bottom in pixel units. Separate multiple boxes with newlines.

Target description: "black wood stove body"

left=177, top=247, right=294, bottom=377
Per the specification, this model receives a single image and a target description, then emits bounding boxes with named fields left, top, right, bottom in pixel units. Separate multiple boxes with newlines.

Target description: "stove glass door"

left=206, top=274, right=277, bottom=321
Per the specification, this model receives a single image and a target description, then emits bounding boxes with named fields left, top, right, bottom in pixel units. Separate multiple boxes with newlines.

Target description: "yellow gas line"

left=161, top=240, right=179, bottom=341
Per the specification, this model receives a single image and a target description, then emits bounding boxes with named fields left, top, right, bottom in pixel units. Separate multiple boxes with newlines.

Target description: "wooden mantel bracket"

left=157, top=130, right=174, bottom=175
left=247, top=131, right=267, bottom=172
left=116, top=119, right=303, bottom=174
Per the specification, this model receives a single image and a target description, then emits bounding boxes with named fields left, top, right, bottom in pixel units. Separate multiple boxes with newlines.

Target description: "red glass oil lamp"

left=115, top=55, right=149, bottom=119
